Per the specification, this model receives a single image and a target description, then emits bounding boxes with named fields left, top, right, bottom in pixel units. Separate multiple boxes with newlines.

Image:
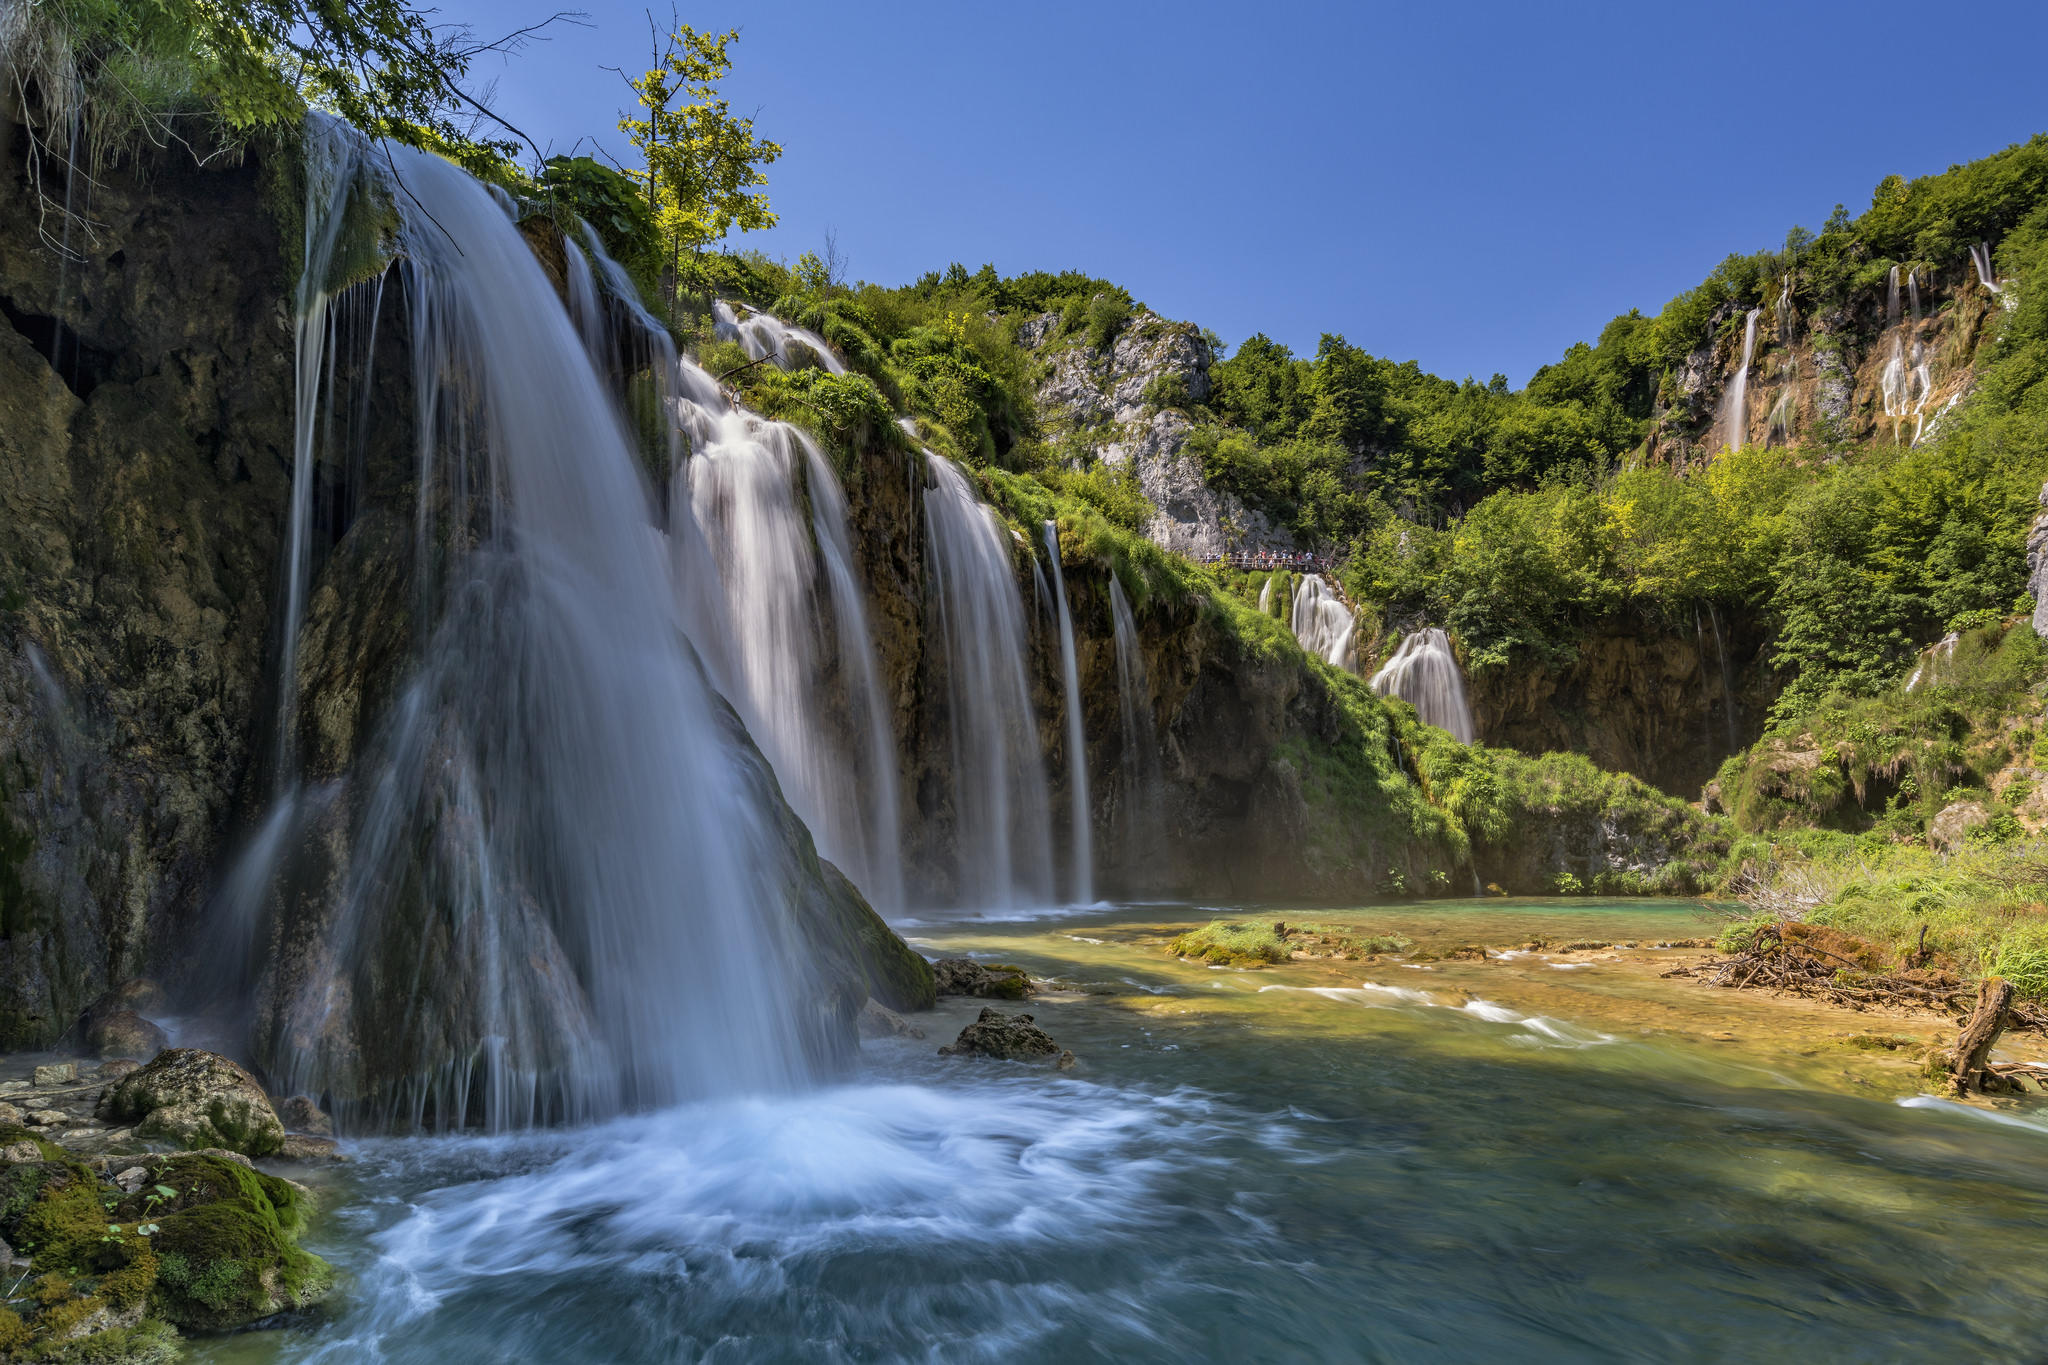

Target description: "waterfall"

left=1107, top=576, right=1164, bottom=885
left=922, top=454, right=1054, bottom=907
left=259, top=119, right=839, bottom=1127
left=1043, top=521, right=1093, bottom=905
left=1257, top=576, right=1273, bottom=614
left=1290, top=574, right=1357, bottom=669
left=1880, top=266, right=1913, bottom=438
left=680, top=409, right=904, bottom=911
left=1970, top=242, right=2014, bottom=310
left=1715, top=308, right=1760, bottom=451
left=1369, top=628, right=1476, bottom=743
left=714, top=298, right=845, bottom=374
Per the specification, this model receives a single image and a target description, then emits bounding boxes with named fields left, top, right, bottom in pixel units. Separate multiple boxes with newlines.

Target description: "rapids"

left=198, top=898, right=2048, bottom=1362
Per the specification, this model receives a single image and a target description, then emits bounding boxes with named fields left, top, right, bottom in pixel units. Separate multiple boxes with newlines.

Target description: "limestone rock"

left=276, top=1095, right=334, bottom=1136
left=1931, top=800, right=1991, bottom=850
left=87, top=1009, right=169, bottom=1061
left=858, top=999, right=926, bottom=1040
left=31, top=1062, right=76, bottom=1087
left=96, top=1048, right=285, bottom=1157
left=931, top=958, right=1032, bottom=1000
left=938, top=1007, right=1062, bottom=1060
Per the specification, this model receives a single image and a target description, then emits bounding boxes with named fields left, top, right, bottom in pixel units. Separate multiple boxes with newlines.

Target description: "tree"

left=615, top=18, right=782, bottom=313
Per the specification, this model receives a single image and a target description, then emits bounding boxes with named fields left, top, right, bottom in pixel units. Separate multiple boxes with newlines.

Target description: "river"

left=197, top=899, right=2048, bottom=1362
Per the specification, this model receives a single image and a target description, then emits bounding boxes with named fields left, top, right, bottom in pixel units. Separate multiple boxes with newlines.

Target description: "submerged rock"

left=938, top=1007, right=1062, bottom=1060
left=858, top=999, right=926, bottom=1040
left=96, top=1050, right=285, bottom=1158
left=931, top=958, right=1032, bottom=1001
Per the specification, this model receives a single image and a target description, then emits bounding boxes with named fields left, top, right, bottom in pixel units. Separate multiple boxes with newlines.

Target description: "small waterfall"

left=1107, top=577, right=1164, bottom=885
left=1369, top=628, right=1476, bottom=743
left=1970, top=242, right=2014, bottom=310
left=1290, top=574, right=1356, bottom=669
left=1042, top=522, right=1093, bottom=905
left=1706, top=602, right=1737, bottom=751
left=257, top=119, right=838, bottom=1127
left=1905, top=630, right=1961, bottom=692
left=1257, top=576, right=1273, bottom=614
left=1908, top=269, right=1932, bottom=443
left=1715, top=308, right=1761, bottom=451
left=714, top=298, right=845, bottom=374
left=1879, top=266, right=1919, bottom=441
left=922, top=454, right=1054, bottom=907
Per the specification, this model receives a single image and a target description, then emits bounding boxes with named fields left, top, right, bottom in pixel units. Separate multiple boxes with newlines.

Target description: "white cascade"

left=1042, top=521, right=1093, bottom=905
left=1970, top=242, right=2013, bottom=309
left=922, top=454, right=1054, bottom=907
left=1370, top=628, right=1477, bottom=744
left=1880, top=266, right=1909, bottom=431
left=713, top=298, right=845, bottom=374
left=1715, top=308, right=1761, bottom=451
left=264, top=119, right=836, bottom=1127
left=1290, top=574, right=1356, bottom=669
left=1107, top=576, right=1164, bottom=883
left=1257, top=576, right=1274, bottom=614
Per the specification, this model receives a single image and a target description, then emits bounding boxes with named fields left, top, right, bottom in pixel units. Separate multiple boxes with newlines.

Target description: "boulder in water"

left=87, top=1010, right=169, bottom=1061
left=938, top=1007, right=1061, bottom=1060
left=931, top=958, right=1032, bottom=1000
left=858, top=999, right=926, bottom=1040
left=276, top=1095, right=334, bottom=1136
left=96, top=1049, right=285, bottom=1157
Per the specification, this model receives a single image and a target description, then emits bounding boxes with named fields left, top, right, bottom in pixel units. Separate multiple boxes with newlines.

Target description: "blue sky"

left=439, top=0, right=2048, bottom=385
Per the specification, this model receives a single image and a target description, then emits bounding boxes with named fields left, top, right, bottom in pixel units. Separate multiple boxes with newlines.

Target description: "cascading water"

left=1107, top=576, right=1164, bottom=884
left=1970, top=241, right=2014, bottom=311
left=1878, top=265, right=1934, bottom=442
left=677, top=376, right=905, bottom=911
left=1043, top=521, right=1093, bottom=905
left=1715, top=308, right=1760, bottom=451
left=1257, top=577, right=1274, bottom=614
left=714, top=298, right=845, bottom=374
left=254, top=119, right=836, bottom=1128
left=1369, top=628, right=1477, bottom=744
left=922, top=454, right=1054, bottom=907
left=1290, top=574, right=1356, bottom=669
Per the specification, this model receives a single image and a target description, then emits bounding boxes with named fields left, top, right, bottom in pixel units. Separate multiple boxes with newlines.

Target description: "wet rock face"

left=0, top=127, right=295, bottom=1047
left=937, top=1006, right=1060, bottom=1060
left=2028, top=482, right=2048, bottom=637
left=86, top=1010, right=168, bottom=1062
left=96, top=1048, right=285, bottom=1157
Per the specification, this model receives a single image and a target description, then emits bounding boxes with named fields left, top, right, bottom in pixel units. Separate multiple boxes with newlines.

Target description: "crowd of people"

left=1198, top=548, right=1340, bottom=573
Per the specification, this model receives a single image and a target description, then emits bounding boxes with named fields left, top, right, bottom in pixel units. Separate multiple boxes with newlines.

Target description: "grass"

left=1168, top=920, right=1414, bottom=966
left=1722, top=830, right=2048, bottom=997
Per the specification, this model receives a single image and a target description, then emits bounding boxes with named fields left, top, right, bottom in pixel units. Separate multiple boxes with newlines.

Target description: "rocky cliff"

left=0, top=127, right=295, bottom=1046
left=1027, top=309, right=1292, bottom=559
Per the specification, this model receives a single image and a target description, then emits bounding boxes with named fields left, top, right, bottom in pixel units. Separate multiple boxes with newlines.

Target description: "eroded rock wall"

left=0, top=128, right=295, bottom=1044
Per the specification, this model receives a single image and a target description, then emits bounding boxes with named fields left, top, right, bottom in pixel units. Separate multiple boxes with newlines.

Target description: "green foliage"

left=1169, top=921, right=1289, bottom=966
left=617, top=24, right=781, bottom=267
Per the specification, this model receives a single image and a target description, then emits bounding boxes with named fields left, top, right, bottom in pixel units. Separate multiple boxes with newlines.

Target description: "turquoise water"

left=202, top=901, right=2048, bottom=1362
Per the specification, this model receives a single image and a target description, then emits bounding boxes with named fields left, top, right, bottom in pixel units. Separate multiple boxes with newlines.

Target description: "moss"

left=32, top=1318, right=180, bottom=1364
left=1170, top=921, right=1289, bottom=967
left=139, top=1155, right=330, bottom=1331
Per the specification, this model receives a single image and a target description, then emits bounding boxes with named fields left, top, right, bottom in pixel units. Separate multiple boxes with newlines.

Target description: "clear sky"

left=436, top=0, right=2048, bottom=386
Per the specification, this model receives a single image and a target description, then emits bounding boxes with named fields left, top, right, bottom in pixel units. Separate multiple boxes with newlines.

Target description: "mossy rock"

left=96, top=1050, right=285, bottom=1157
left=127, top=1155, right=330, bottom=1332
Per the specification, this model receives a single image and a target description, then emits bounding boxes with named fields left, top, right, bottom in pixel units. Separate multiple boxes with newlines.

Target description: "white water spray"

left=1369, top=628, right=1476, bottom=744
left=1716, top=309, right=1761, bottom=451
left=1043, top=521, right=1093, bottom=905
left=1107, top=576, right=1164, bottom=882
left=1289, top=574, right=1356, bottom=669
left=714, top=298, right=845, bottom=374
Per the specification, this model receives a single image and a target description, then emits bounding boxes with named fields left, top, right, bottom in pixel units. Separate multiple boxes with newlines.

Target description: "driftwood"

left=1948, top=977, right=2016, bottom=1096
left=1671, top=921, right=2048, bottom=1031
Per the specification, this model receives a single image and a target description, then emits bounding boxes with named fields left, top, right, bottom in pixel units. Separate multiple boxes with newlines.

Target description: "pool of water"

left=200, top=900, right=2048, bottom=1362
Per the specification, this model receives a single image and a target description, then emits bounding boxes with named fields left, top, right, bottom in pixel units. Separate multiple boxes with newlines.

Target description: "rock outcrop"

left=2028, top=481, right=2048, bottom=636
left=1025, top=310, right=1290, bottom=559
left=96, top=1048, right=286, bottom=1157
left=937, top=1006, right=1061, bottom=1060
left=0, top=129, right=295, bottom=1047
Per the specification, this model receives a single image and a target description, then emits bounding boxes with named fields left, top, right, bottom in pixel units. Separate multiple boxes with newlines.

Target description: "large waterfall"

left=1715, top=308, right=1760, bottom=452
left=1290, top=574, right=1357, bottom=669
left=1043, top=521, right=1094, bottom=904
left=1370, top=628, right=1477, bottom=743
left=921, top=454, right=1055, bottom=907
left=676, top=339, right=904, bottom=911
left=251, top=122, right=842, bottom=1126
